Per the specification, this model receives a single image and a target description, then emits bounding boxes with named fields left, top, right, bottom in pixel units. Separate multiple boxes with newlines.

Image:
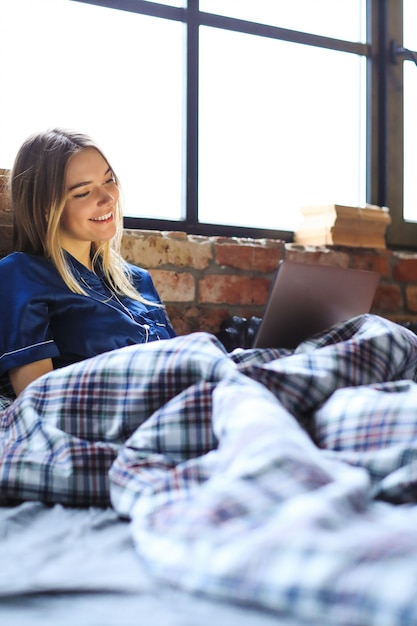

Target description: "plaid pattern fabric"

left=0, top=374, right=15, bottom=411
left=3, top=313, right=417, bottom=623
left=0, top=331, right=231, bottom=505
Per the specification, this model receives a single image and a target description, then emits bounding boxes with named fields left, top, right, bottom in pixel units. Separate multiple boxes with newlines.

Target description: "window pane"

left=199, top=27, right=366, bottom=231
left=200, top=0, right=366, bottom=43
left=403, top=0, right=417, bottom=222
left=0, top=0, right=184, bottom=220
left=403, top=0, right=417, bottom=49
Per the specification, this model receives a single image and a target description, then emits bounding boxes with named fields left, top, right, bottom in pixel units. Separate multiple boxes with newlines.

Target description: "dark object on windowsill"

left=216, top=315, right=262, bottom=352
left=216, top=317, right=417, bottom=353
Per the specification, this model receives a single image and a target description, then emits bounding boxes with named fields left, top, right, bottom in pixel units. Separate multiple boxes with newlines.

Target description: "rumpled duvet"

left=2, top=313, right=417, bottom=625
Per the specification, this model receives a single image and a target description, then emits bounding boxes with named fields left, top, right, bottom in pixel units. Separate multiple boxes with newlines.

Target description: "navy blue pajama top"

left=0, top=252, right=176, bottom=380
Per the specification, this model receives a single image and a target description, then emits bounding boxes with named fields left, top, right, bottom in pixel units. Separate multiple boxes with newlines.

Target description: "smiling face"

left=59, top=147, right=119, bottom=266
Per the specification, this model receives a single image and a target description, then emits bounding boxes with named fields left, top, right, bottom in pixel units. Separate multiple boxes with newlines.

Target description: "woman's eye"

left=105, top=176, right=116, bottom=185
left=73, top=191, right=89, bottom=199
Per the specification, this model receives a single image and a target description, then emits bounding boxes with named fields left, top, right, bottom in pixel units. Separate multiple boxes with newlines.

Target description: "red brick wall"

left=124, top=231, right=417, bottom=335
left=2, top=174, right=417, bottom=336
left=121, top=230, right=285, bottom=334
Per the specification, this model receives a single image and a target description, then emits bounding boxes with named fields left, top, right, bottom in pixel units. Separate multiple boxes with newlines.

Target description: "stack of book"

left=294, top=204, right=391, bottom=249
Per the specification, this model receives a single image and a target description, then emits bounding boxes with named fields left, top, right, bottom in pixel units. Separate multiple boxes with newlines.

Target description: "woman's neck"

left=62, top=244, right=93, bottom=272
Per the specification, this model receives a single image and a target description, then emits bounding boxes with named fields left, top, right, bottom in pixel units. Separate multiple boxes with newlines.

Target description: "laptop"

left=253, top=260, right=380, bottom=349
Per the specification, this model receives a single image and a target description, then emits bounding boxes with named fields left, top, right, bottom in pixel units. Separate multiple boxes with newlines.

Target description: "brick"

left=215, top=239, right=284, bottom=272
left=392, top=256, right=417, bottom=282
left=372, top=283, right=403, bottom=312
left=351, top=251, right=391, bottom=277
left=164, top=231, right=188, bottom=240
left=199, top=275, right=270, bottom=305
left=122, top=229, right=213, bottom=270
left=166, top=304, right=231, bottom=335
left=406, top=286, right=417, bottom=313
left=204, top=308, right=232, bottom=331
left=165, top=304, right=201, bottom=335
left=284, top=244, right=350, bottom=267
left=252, top=244, right=285, bottom=272
left=149, top=269, right=195, bottom=302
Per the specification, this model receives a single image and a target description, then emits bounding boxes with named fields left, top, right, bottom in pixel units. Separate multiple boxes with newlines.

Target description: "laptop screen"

left=253, top=260, right=380, bottom=349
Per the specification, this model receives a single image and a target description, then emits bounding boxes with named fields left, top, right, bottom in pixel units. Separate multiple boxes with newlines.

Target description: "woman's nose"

left=97, top=187, right=114, bottom=205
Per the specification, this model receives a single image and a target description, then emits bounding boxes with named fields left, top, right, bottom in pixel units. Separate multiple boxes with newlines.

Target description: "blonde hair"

left=11, top=128, right=154, bottom=303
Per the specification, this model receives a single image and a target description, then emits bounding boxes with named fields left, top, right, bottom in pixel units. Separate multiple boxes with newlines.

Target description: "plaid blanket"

left=2, top=313, right=417, bottom=624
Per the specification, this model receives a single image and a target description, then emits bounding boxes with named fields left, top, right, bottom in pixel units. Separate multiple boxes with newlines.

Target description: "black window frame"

left=381, top=0, right=417, bottom=249
left=71, top=0, right=414, bottom=248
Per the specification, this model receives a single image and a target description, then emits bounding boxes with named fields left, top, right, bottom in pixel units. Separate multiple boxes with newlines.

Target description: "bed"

left=2, top=313, right=417, bottom=625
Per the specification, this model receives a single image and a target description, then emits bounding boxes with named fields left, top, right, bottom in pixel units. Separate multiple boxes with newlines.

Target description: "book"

left=294, top=204, right=391, bottom=248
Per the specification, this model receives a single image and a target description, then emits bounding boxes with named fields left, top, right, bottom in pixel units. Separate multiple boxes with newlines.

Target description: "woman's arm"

left=9, top=358, right=54, bottom=396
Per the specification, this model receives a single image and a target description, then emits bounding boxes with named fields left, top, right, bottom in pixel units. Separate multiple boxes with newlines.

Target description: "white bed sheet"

left=0, top=502, right=300, bottom=626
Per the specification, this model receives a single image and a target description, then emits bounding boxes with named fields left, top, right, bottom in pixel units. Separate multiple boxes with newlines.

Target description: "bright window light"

left=1, top=0, right=366, bottom=232
left=403, top=0, right=417, bottom=223
left=199, top=27, right=366, bottom=231
left=0, top=0, right=184, bottom=220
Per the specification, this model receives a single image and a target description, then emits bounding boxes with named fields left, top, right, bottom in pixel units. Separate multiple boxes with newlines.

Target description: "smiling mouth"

left=90, top=211, right=113, bottom=222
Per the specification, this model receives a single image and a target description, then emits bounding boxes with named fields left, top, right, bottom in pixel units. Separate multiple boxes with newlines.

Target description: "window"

left=403, top=0, right=417, bottom=224
left=199, top=0, right=365, bottom=41
left=0, top=0, right=184, bottom=221
left=382, top=0, right=417, bottom=247
left=198, top=27, right=365, bottom=231
left=0, top=1, right=414, bottom=247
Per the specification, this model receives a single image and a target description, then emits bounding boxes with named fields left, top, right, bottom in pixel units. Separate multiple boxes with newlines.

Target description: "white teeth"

left=91, top=211, right=112, bottom=222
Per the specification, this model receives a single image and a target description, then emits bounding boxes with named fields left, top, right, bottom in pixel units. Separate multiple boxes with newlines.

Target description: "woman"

left=0, top=128, right=176, bottom=398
